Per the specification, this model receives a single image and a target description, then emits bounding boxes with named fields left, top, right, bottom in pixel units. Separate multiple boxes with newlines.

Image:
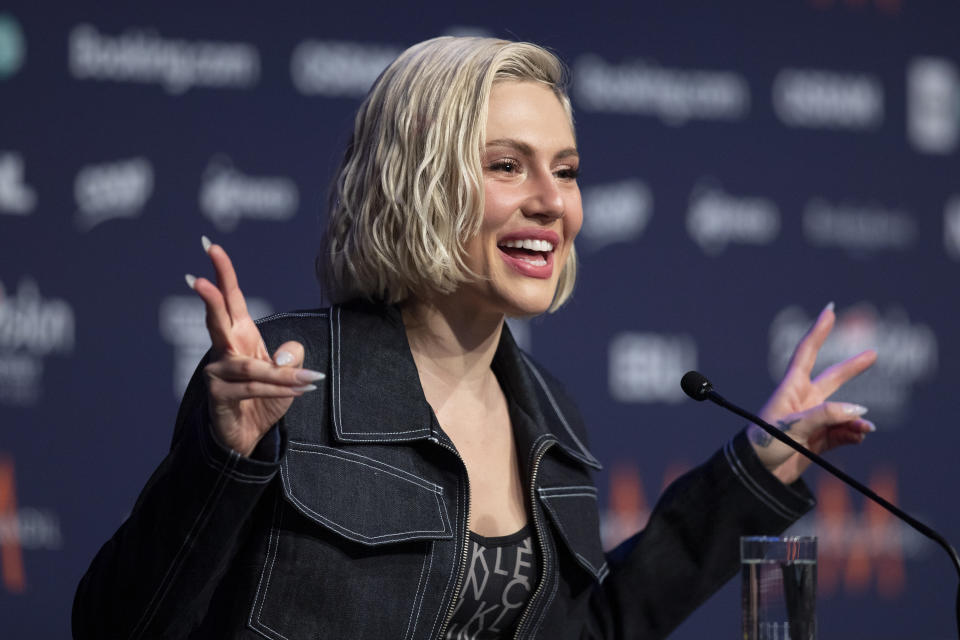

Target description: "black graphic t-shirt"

left=444, top=526, right=537, bottom=640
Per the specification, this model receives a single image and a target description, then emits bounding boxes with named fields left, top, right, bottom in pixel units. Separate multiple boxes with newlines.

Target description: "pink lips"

left=497, top=229, right=560, bottom=279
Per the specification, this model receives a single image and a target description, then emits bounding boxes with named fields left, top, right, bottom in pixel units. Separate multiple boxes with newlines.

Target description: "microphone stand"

left=683, top=372, right=960, bottom=638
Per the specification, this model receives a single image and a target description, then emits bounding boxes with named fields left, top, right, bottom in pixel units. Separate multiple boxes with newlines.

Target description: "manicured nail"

left=295, top=369, right=326, bottom=383
left=292, top=384, right=317, bottom=392
left=274, top=350, right=295, bottom=366
left=201, top=235, right=212, bottom=253
left=841, top=403, right=868, bottom=416
left=824, top=301, right=835, bottom=313
left=862, top=420, right=877, bottom=432
left=185, top=273, right=197, bottom=289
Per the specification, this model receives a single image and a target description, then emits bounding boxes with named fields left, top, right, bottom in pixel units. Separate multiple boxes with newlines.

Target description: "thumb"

left=272, top=341, right=306, bottom=369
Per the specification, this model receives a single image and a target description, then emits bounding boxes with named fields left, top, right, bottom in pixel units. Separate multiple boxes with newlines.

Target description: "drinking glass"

left=741, top=536, right=817, bottom=640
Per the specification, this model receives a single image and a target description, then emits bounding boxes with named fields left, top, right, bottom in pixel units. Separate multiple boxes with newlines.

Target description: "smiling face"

left=456, top=80, right=582, bottom=317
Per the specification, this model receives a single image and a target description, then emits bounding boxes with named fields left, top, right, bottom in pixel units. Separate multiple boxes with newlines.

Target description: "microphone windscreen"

left=681, top=371, right=712, bottom=401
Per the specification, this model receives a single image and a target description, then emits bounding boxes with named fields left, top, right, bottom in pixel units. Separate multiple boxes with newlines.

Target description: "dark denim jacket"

left=73, top=300, right=814, bottom=639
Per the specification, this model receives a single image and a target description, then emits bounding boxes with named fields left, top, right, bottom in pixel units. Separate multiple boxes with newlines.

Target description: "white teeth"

left=519, top=254, right=547, bottom=266
left=498, top=238, right=555, bottom=252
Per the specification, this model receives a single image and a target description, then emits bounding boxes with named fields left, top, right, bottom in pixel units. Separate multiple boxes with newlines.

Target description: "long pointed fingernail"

left=185, top=273, right=197, bottom=289
left=862, top=420, right=877, bottom=432
left=295, top=369, right=326, bottom=383
left=841, top=403, right=868, bottom=416
left=292, top=384, right=317, bottom=392
left=201, top=235, right=212, bottom=253
left=824, top=301, right=835, bottom=313
left=274, top=350, right=295, bottom=366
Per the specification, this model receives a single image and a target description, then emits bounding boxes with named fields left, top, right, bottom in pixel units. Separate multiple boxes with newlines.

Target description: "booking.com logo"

left=0, top=14, right=25, bottom=80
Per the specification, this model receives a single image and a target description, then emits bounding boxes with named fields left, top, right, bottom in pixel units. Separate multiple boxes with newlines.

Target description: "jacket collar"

left=328, top=300, right=601, bottom=470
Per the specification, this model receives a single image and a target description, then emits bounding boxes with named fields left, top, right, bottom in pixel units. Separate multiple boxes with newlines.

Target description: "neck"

left=401, top=296, right=505, bottom=407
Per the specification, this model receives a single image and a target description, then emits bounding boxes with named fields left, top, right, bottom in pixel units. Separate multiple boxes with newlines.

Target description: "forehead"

left=485, top=80, right=575, bottom=143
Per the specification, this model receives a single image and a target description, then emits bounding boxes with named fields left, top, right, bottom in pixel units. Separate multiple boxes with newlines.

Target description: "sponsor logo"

left=573, top=54, right=750, bottom=125
left=768, top=304, right=936, bottom=424
left=0, top=152, right=37, bottom=215
left=0, top=279, right=74, bottom=406
left=291, top=40, right=400, bottom=97
left=199, top=157, right=299, bottom=232
left=68, top=24, right=259, bottom=94
left=608, top=332, right=698, bottom=403
left=802, top=198, right=916, bottom=252
left=0, top=13, right=25, bottom=79
left=907, top=57, right=960, bottom=155
left=773, top=69, right=884, bottom=130
left=686, top=184, right=780, bottom=254
left=0, top=455, right=63, bottom=594
left=580, top=179, right=652, bottom=250
left=159, top=295, right=272, bottom=397
left=74, top=157, right=153, bottom=231
left=943, top=195, right=960, bottom=259
left=602, top=460, right=917, bottom=598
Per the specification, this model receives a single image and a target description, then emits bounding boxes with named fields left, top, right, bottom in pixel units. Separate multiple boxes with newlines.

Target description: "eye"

left=555, top=166, right=580, bottom=181
left=489, top=159, right=520, bottom=174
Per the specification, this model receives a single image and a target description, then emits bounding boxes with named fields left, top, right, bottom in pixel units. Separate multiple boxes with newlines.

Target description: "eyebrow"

left=485, top=138, right=579, bottom=161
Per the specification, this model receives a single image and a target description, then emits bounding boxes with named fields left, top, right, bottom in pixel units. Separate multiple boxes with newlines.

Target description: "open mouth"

left=497, top=238, right=555, bottom=267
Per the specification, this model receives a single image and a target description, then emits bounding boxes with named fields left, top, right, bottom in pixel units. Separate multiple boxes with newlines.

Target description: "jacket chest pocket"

left=538, top=485, right=609, bottom=583
left=248, top=442, right=455, bottom=640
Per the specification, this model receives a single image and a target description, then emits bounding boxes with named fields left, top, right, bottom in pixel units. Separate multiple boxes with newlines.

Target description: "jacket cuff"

left=721, top=430, right=815, bottom=522
left=199, top=420, right=283, bottom=484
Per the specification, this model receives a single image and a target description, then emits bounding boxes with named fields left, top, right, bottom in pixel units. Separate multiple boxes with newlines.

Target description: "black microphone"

left=681, top=370, right=960, bottom=638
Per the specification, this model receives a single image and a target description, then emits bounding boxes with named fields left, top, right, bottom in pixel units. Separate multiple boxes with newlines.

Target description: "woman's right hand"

left=187, top=237, right=323, bottom=457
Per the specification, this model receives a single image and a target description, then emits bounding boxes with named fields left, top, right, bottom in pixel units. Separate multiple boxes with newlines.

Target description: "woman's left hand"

left=751, top=303, right=878, bottom=485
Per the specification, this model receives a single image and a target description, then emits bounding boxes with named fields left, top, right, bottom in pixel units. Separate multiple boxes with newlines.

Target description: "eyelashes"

left=486, top=159, right=580, bottom=180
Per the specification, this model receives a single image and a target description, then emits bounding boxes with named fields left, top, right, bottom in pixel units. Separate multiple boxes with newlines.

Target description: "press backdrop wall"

left=2, top=1, right=959, bottom=637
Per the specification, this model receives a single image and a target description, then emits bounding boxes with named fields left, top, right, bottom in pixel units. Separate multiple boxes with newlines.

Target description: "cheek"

left=565, top=193, right=584, bottom=239
left=481, top=186, right=517, bottom=229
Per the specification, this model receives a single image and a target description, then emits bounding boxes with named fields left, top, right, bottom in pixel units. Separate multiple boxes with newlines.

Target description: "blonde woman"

left=74, top=37, right=876, bottom=639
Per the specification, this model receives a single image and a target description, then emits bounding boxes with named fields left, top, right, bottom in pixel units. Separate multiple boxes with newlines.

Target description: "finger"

left=272, top=341, right=306, bottom=368
left=206, top=240, right=250, bottom=324
left=206, top=378, right=317, bottom=401
left=779, top=400, right=868, bottom=439
left=820, top=420, right=873, bottom=450
left=812, top=349, right=877, bottom=398
left=189, top=275, right=234, bottom=352
left=785, top=302, right=836, bottom=379
left=205, top=357, right=324, bottom=387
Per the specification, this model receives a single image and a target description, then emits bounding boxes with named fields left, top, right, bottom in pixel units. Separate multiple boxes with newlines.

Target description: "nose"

left=521, top=169, right=565, bottom=220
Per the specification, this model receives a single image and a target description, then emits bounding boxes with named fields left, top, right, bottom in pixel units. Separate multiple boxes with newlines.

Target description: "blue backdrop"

left=2, top=1, right=959, bottom=637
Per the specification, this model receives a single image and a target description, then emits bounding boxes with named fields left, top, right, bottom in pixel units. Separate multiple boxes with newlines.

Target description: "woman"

left=73, top=37, right=876, bottom=639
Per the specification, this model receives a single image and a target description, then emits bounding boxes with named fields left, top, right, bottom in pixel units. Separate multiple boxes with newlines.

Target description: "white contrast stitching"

left=539, top=499, right=607, bottom=580
left=403, top=541, right=434, bottom=640
left=256, top=502, right=289, bottom=640
left=723, top=440, right=799, bottom=520
left=520, top=353, right=601, bottom=468
left=255, top=311, right=328, bottom=326
left=288, top=444, right=444, bottom=493
left=130, top=444, right=237, bottom=639
left=538, top=485, right=597, bottom=495
left=428, top=474, right=462, bottom=640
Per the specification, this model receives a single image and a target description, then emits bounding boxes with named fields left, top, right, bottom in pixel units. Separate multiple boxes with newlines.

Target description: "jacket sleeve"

left=71, top=360, right=285, bottom=640
left=587, top=430, right=816, bottom=639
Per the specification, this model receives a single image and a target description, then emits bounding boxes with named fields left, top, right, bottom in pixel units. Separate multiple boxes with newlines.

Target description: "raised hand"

left=186, top=237, right=322, bottom=456
left=751, top=303, right=878, bottom=484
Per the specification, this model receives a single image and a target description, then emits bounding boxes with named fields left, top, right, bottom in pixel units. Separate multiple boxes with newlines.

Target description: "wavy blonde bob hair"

left=319, top=36, right=577, bottom=313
